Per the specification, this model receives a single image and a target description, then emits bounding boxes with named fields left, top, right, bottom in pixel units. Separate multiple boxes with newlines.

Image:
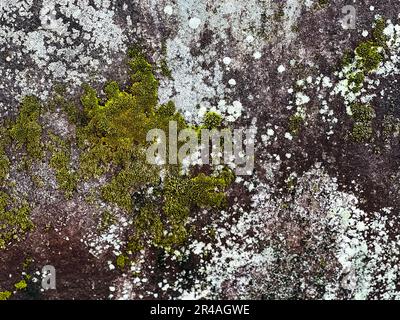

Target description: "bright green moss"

left=0, top=291, right=11, bottom=300
left=14, top=280, right=27, bottom=290
left=355, top=41, right=383, bottom=72
left=10, top=96, right=43, bottom=160
left=104, top=81, right=120, bottom=99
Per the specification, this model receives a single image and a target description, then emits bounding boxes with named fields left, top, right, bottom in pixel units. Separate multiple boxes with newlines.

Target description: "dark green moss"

left=348, top=71, right=365, bottom=93
left=351, top=122, right=373, bottom=142
left=349, top=104, right=375, bottom=142
left=99, top=210, right=116, bottom=232
left=341, top=50, right=354, bottom=67
left=0, top=129, right=10, bottom=183
left=48, top=134, right=77, bottom=199
left=372, top=18, right=388, bottom=47
left=116, top=254, right=129, bottom=269
left=318, top=0, right=329, bottom=8
left=160, top=59, right=173, bottom=79
left=203, top=112, right=223, bottom=129
left=350, top=103, right=375, bottom=122
left=288, top=114, right=304, bottom=135
left=355, top=41, right=383, bottom=72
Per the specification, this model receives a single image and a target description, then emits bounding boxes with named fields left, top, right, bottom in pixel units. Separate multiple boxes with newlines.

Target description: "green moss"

left=351, top=122, right=373, bottom=142
left=99, top=210, right=116, bottom=232
left=116, top=254, right=129, bottom=269
left=128, top=48, right=159, bottom=112
left=382, top=115, right=400, bottom=138
left=14, top=280, right=27, bottom=290
left=2, top=47, right=233, bottom=258
left=355, top=41, right=383, bottom=72
left=0, top=193, right=33, bottom=249
left=348, top=71, right=365, bottom=93
left=104, top=81, right=120, bottom=99
left=317, top=0, right=329, bottom=8
left=126, top=169, right=233, bottom=252
left=288, top=114, right=304, bottom=135
left=350, top=103, right=375, bottom=122
left=349, top=103, right=375, bottom=143
left=0, top=291, right=11, bottom=300
left=48, top=134, right=77, bottom=199
left=0, top=129, right=10, bottom=183
left=10, top=96, right=43, bottom=160
left=372, top=18, right=388, bottom=47
left=203, top=112, right=223, bottom=129
left=160, top=59, right=173, bottom=79
left=341, top=50, right=354, bottom=67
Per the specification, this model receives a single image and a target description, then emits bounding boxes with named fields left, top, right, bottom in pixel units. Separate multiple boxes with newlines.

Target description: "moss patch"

left=10, top=96, right=43, bottom=160
left=0, top=191, right=33, bottom=249
left=288, top=114, right=304, bottom=136
left=350, top=103, right=375, bottom=142
left=355, top=41, right=383, bottom=73
left=48, top=133, right=78, bottom=199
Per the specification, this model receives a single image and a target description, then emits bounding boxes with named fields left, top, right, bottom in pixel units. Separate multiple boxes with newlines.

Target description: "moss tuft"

left=203, top=112, right=223, bottom=129
left=0, top=291, right=11, bottom=300
left=350, top=103, right=375, bottom=142
left=10, top=96, right=43, bottom=160
left=355, top=41, right=383, bottom=72
left=288, top=114, right=304, bottom=135
left=0, top=192, right=33, bottom=249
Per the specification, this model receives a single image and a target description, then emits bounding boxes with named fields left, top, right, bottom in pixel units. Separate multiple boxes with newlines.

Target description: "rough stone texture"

left=1, top=0, right=400, bottom=300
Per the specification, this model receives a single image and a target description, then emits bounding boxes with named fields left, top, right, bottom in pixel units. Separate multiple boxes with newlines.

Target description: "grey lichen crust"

left=1, top=0, right=400, bottom=300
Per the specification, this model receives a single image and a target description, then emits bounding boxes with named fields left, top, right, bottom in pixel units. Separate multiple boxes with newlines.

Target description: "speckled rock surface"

left=1, top=0, right=400, bottom=300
